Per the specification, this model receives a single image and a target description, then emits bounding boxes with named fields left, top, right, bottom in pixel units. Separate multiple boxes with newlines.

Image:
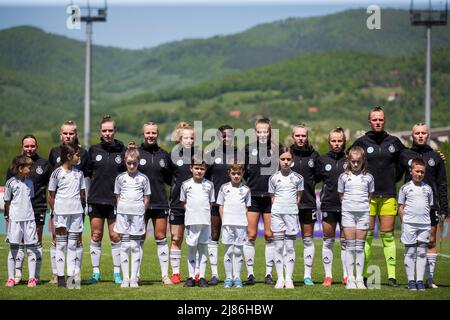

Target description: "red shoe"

left=322, top=277, right=333, bottom=287
left=194, top=273, right=200, bottom=283
left=342, top=277, right=347, bottom=286
left=171, top=273, right=182, bottom=284
left=5, top=278, right=15, bottom=287
left=27, top=277, right=38, bottom=288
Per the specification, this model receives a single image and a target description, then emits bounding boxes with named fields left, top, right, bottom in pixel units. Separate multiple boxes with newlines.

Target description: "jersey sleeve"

left=245, top=188, right=252, bottom=207
left=209, top=182, right=215, bottom=203
left=297, top=176, right=304, bottom=192
left=216, top=185, right=225, bottom=205
left=79, top=172, right=86, bottom=190
left=337, top=174, right=345, bottom=193
left=368, top=174, right=375, bottom=193
left=4, top=180, right=13, bottom=202
left=114, top=175, right=121, bottom=195
left=435, top=156, right=448, bottom=214
left=180, top=182, right=187, bottom=202
left=428, top=186, right=434, bottom=207
left=268, top=175, right=276, bottom=194
left=143, top=176, right=151, bottom=196
left=398, top=185, right=406, bottom=205
left=48, top=170, right=59, bottom=192
left=26, top=179, right=35, bottom=198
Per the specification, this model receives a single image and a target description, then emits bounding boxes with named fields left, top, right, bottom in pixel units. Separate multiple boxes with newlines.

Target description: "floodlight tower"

left=410, top=0, right=448, bottom=130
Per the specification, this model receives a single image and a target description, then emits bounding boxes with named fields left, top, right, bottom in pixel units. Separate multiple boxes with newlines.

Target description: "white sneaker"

left=130, top=277, right=139, bottom=288
left=121, top=279, right=130, bottom=288
left=74, top=272, right=81, bottom=283
left=49, top=274, right=58, bottom=284
left=275, top=279, right=285, bottom=289
left=346, top=277, right=357, bottom=289
left=355, top=277, right=366, bottom=289
left=14, top=273, right=22, bottom=285
left=284, top=280, right=295, bottom=289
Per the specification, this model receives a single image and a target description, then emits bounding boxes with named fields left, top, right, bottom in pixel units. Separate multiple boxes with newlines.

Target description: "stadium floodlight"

left=70, top=0, right=108, bottom=149
left=410, top=0, right=448, bottom=130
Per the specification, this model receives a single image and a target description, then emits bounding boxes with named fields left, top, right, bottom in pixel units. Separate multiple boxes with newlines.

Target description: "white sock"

left=8, top=244, right=19, bottom=279
left=120, top=235, right=131, bottom=281
left=208, top=241, right=219, bottom=277
left=425, top=252, right=437, bottom=281
left=198, top=244, right=208, bottom=279
left=50, top=243, right=57, bottom=275
left=303, top=236, right=315, bottom=279
left=131, top=239, right=141, bottom=280
left=244, top=240, right=255, bottom=276
left=90, top=240, right=101, bottom=274
left=67, top=233, right=78, bottom=277
left=322, top=237, right=335, bottom=278
left=35, top=242, right=43, bottom=279
left=56, top=234, right=68, bottom=276
left=416, top=244, right=428, bottom=282
left=111, top=240, right=122, bottom=274
left=26, top=244, right=37, bottom=279
left=355, top=240, right=365, bottom=279
left=273, top=233, right=285, bottom=282
left=265, top=240, right=275, bottom=276
left=233, top=245, right=244, bottom=281
left=224, top=244, right=234, bottom=280
left=170, top=249, right=182, bottom=274
left=285, top=235, right=296, bottom=281
left=340, top=239, right=347, bottom=278
left=75, top=242, right=83, bottom=275
left=195, top=251, right=200, bottom=275
left=137, top=239, right=144, bottom=278
left=15, top=244, right=25, bottom=276
left=404, top=245, right=416, bottom=282
left=187, top=245, right=197, bottom=278
left=156, top=238, right=170, bottom=277
left=345, top=239, right=356, bottom=279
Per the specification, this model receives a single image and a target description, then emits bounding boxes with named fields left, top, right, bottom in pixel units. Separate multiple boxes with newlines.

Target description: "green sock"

left=363, top=230, right=374, bottom=277
left=380, top=232, right=396, bottom=279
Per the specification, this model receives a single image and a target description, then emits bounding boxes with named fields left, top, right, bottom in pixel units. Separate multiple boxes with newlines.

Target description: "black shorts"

left=248, top=196, right=271, bottom=214
left=321, top=211, right=342, bottom=223
left=211, top=205, right=220, bottom=217
left=299, top=208, right=317, bottom=224
left=88, top=204, right=116, bottom=220
left=145, top=208, right=169, bottom=221
left=169, top=208, right=185, bottom=225
left=430, top=208, right=439, bottom=226
left=34, top=210, right=47, bottom=226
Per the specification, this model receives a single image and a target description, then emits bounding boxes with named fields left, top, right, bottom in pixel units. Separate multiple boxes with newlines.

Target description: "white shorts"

left=113, top=213, right=146, bottom=236
left=6, top=220, right=38, bottom=245
left=185, top=224, right=211, bottom=246
left=54, top=213, right=84, bottom=233
left=271, top=213, right=299, bottom=236
left=401, top=223, right=430, bottom=245
left=221, top=225, right=247, bottom=246
left=341, top=211, right=370, bottom=230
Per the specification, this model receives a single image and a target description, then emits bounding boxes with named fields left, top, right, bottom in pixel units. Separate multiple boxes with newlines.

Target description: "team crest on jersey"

left=140, top=159, right=147, bottom=166
left=251, top=149, right=258, bottom=156
left=56, top=156, right=61, bottom=164
left=202, top=183, right=211, bottom=192
left=215, top=157, right=222, bottom=164
left=408, top=159, right=413, bottom=167
left=323, top=211, right=328, bottom=218
left=36, top=166, right=43, bottom=175
left=388, top=144, right=395, bottom=153
left=159, top=159, right=165, bottom=167
left=176, top=159, right=184, bottom=167
left=428, top=158, right=435, bottom=167
left=367, top=147, right=374, bottom=154
left=115, top=155, right=122, bottom=164
left=308, top=159, right=314, bottom=168
left=95, top=155, right=102, bottom=162
left=325, top=164, right=332, bottom=172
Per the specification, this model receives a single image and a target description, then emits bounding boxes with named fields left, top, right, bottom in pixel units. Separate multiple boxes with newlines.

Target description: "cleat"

left=121, top=278, right=130, bottom=288
left=88, top=272, right=101, bottom=285
left=171, top=273, right=182, bottom=284
left=264, top=274, right=274, bottom=285
left=224, top=278, right=233, bottom=288
left=284, top=280, right=295, bottom=289
left=416, top=281, right=425, bottom=291
left=388, top=278, right=399, bottom=287
left=322, top=277, right=333, bottom=287
left=14, top=274, right=22, bottom=285
left=198, top=277, right=208, bottom=288
left=113, top=273, right=122, bottom=284
left=346, top=277, right=357, bottom=289
left=303, top=277, right=314, bottom=286
left=425, top=278, right=438, bottom=289
left=184, top=277, right=195, bottom=287
left=57, top=276, right=66, bottom=288
left=194, top=273, right=200, bottom=283
left=162, top=275, right=173, bottom=285
left=355, top=277, right=366, bottom=289
left=208, top=275, right=219, bottom=286
left=244, top=274, right=256, bottom=286
left=275, top=279, right=285, bottom=289
left=342, top=276, right=347, bottom=285
left=233, top=279, right=243, bottom=288
left=49, top=274, right=58, bottom=284
left=129, top=277, right=139, bottom=288
left=74, top=272, right=81, bottom=283
left=407, top=280, right=417, bottom=291
left=363, top=277, right=368, bottom=287
left=5, top=278, right=15, bottom=288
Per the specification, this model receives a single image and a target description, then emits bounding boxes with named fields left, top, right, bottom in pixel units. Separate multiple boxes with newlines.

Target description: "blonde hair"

left=368, top=105, right=384, bottom=120
left=125, top=148, right=140, bottom=161
left=328, top=126, right=346, bottom=147
left=345, top=146, right=369, bottom=175
left=142, top=121, right=159, bottom=133
left=60, top=120, right=77, bottom=134
left=172, top=121, right=193, bottom=142
left=291, top=124, right=308, bottom=136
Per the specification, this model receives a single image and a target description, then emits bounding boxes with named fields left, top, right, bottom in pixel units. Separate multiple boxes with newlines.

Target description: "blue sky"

left=0, top=1, right=409, bottom=49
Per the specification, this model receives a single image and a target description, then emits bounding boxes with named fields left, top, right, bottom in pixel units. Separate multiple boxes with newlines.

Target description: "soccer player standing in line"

left=317, top=127, right=348, bottom=286
left=205, top=125, right=238, bottom=285
left=48, top=120, right=89, bottom=284
left=350, top=106, right=405, bottom=287
left=180, top=157, right=215, bottom=288
left=398, top=158, right=434, bottom=291
left=6, top=135, right=51, bottom=285
left=114, top=148, right=151, bottom=288
left=289, top=124, right=321, bottom=286
left=48, top=142, right=86, bottom=288
left=86, top=115, right=127, bottom=285
left=216, top=163, right=251, bottom=288
left=268, top=147, right=304, bottom=289
left=399, top=123, right=448, bottom=288
left=4, top=155, right=39, bottom=287
left=338, top=147, right=374, bottom=289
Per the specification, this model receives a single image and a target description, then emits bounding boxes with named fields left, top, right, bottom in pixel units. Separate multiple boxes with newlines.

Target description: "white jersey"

left=48, top=167, right=86, bottom=215
left=398, top=181, right=433, bottom=225
left=114, top=171, right=151, bottom=216
left=180, top=178, right=214, bottom=226
left=4, top=177, right=34, bottom=221
left=268, top=170, right=304, bottom=215
left=338, top=171, right=374, bottom=212
left=216, top=182, right=251, bottom=226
